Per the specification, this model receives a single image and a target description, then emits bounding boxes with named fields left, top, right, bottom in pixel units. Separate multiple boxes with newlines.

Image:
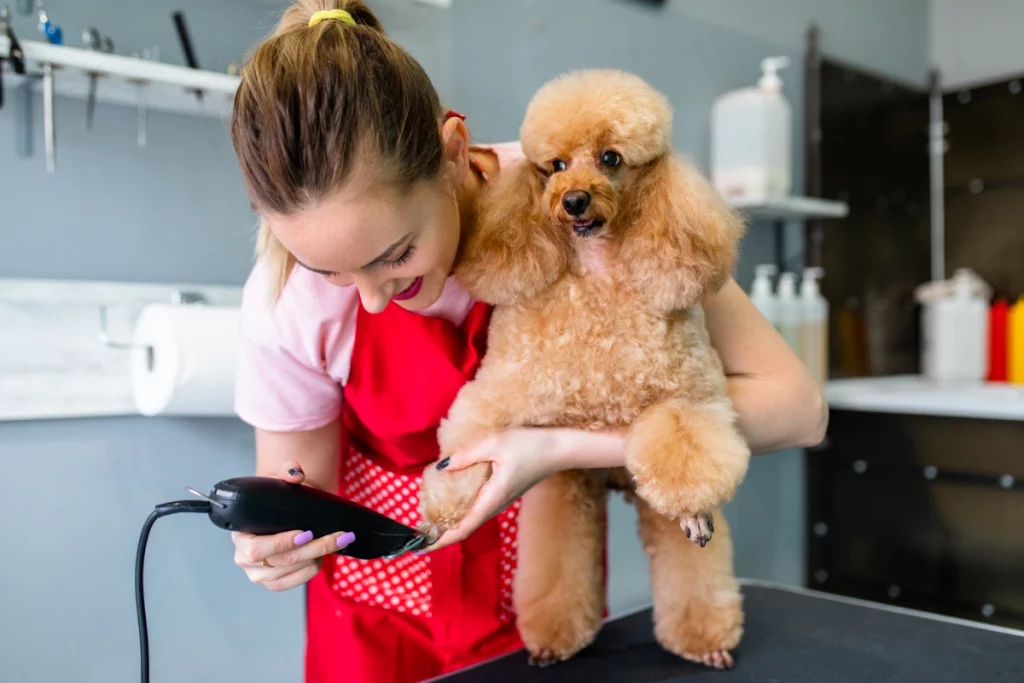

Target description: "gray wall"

left=0, top=1, right=929, bottom=681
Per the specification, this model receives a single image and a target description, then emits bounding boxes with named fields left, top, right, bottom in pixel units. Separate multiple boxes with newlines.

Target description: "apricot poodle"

left=420, top=69, right=751, bottom=670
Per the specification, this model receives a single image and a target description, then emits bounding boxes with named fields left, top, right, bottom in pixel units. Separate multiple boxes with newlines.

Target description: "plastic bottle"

left=1009, top=296, right=1024, bottom=385
left=750, top=264, right=778, bottom=329
left=799, top=267, right=829, bottom=385
left=987, top=298, right=1008, bottom=382
left=710, top=56, right=793, bottom=201
left=776, top=271, right=801, bottom=354
left=920, top=269, right=989, bottom=382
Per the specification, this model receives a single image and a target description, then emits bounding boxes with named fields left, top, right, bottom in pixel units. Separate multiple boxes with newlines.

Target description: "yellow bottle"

left=1010, top=297, right=1024, bottom=385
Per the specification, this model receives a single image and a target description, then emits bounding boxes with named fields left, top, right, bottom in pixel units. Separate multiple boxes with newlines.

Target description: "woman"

left=227, top=2, right=828, bottom=682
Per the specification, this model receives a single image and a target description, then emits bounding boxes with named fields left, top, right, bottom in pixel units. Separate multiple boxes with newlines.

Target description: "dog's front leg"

left=418, top=378, right=511, bottom=543
left=514, top=469, right=607, bottom=666
left=625, top=397, right=750, bottom=531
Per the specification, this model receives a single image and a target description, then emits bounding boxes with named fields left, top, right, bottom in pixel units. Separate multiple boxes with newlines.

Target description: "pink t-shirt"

left=234, top=141, right=525, bottom=433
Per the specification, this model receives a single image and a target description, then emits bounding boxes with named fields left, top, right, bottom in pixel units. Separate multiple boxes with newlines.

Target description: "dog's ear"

left=454, top=160, right=570, bottom=305
left=615, top=154, right=746, bottom=310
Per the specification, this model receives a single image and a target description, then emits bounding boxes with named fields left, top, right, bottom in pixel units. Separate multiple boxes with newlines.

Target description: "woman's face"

left=268, top=177, right=462, bottom=313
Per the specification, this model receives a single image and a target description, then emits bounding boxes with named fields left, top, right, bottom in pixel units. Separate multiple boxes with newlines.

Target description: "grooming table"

left=430, top=580, right=1024, bottom=682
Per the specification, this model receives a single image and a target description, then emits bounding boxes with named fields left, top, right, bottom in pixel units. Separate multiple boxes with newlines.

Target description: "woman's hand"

left=423, top=428, right=568, bottom=552
left=231, top=461, right=356, bottom=592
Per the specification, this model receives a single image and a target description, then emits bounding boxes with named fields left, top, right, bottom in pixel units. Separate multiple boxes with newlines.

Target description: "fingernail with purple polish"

left=337, top=531, right=356, bottom=548
left=413, top=550, right=428, bottom=557
left=436, top=457, right=450, bottom=471
left=287, top=467, right=302, bottom=476
left=294, top=530, right=314, bottom=546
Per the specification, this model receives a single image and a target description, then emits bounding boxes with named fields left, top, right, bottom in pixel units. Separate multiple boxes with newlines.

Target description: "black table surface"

left=431, top=580, right=1024, bottom=682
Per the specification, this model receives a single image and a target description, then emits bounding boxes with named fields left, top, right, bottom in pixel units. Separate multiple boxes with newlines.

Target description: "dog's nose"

left=561, top=190, right=591, bottom=217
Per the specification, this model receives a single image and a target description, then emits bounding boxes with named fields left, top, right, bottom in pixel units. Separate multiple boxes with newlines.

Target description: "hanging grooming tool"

left=35, top=1, right=60, bottom=44
left=81, top=27, right=113, bottom=130
left=1, top=4, right=27, bottom=111
left=127, top=48, right=156, bottom=148
left=41, top=60, right=54, bottom=171
left=171, top=11, right=203, bottom=105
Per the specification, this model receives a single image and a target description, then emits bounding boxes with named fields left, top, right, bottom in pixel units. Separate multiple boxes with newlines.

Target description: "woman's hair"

left=231, top=0, right=445, bottom=299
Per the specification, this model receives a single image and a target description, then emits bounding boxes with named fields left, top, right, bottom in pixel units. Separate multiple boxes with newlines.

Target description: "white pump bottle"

left=711, top=56, right=793, bottom=201
left=750, top=264, right=779, bottom=329
left=799, top=267, right=829, bottom=385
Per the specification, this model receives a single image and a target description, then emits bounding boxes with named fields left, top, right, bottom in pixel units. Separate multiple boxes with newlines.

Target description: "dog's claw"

left=527, top=649, right=565, bottom=667
left=680, top=511, right=714, bottom=547
left=683, top=649, right=734, bottom=670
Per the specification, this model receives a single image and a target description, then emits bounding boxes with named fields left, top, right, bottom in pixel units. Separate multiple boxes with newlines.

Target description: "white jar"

left=920, top=269, right=989, bottom=382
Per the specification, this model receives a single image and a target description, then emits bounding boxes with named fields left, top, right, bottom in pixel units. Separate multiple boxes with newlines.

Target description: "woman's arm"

left=254, top=419, right=342, bottom=493
left=703, top=277, right=829, bottom=454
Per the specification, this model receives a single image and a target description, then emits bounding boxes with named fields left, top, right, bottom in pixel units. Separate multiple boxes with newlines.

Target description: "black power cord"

left=136, top=500, right=213, bottom=683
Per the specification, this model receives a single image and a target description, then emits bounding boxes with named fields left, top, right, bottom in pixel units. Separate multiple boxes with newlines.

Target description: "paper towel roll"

left=130, top=303, right=242, bottom=417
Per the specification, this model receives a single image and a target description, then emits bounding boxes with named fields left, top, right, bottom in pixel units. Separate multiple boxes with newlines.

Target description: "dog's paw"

left=528, top=648, right=569, bottom=668
left=418, top=461, right=491, bottom=542
left=680, top=511, right=714, bottom=547
left=682, top=649, right=735, bottom=671
left=517, top=596, right=602, bottom=667
left=626, top=399, right=750, bottom=520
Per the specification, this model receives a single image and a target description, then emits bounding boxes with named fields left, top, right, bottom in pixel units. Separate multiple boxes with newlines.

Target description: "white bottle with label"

left=750, top=264, right=779, bottom=329
left=777, top=271, right=801, bottom=354
left=711, top=56, right=793, bottom=201
left=799, top=267, right=829, bottom=385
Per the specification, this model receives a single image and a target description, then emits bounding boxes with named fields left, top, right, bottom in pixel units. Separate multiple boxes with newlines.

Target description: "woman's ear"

left=617, top=155, right=746, bottom=311
left=454, top=161, right=570, bottom=305
left=440, top=116, right=471, bottom=186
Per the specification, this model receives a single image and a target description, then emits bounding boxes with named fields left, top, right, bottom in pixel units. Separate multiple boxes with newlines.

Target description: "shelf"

left=826, top=375, right=1024, bottom=421
left=0, top=36, right=239, bottom=118
left=727, top=196, right=849, bottom=221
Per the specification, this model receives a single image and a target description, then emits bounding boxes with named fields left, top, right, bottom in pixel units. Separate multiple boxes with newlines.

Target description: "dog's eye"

left=551, top=159, right=567, bottom=173
left=601, top=150, right=622, bottom=168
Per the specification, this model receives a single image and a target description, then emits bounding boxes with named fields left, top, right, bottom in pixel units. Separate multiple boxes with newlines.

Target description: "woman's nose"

left=354, top=277, right=390, bottom=314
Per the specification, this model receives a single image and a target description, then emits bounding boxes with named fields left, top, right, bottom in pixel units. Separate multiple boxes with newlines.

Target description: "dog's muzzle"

left=561, top=190, right=605, bottom=237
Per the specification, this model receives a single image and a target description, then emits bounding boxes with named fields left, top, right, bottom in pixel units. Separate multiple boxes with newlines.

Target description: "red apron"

left=305, top=298, right=524, bottom=683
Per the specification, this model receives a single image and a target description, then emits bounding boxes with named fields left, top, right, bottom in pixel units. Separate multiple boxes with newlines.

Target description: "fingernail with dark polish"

left=708, top=518, right=715, bottom=532
left=337, top=532, right=356, bottom=548
left=685, top=526, right=691, bottom=539
left=294, top=530, right=313, bottom=546
left=436, top=458, right=450, bottom=470
left=287, top=467, right=302, bottom=476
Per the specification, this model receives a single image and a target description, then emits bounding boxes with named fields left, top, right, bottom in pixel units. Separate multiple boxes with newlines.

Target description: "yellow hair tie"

left=308, top=9, right=356, bottom=27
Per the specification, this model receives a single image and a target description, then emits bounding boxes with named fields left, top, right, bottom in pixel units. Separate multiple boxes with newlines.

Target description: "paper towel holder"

left=97, top=290, right=208, bottom=371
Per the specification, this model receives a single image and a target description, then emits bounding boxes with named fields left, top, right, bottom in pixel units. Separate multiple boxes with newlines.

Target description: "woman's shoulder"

left=471, top=140, right=525, bottom=174
left=240, top=257, right=360, bottom=353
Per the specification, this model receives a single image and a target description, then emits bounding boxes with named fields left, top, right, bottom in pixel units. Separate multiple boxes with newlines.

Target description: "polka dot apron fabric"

left=328, top=448, right=520, bottom=622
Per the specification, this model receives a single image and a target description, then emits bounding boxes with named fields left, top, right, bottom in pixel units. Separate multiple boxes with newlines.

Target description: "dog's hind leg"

left=514, top=469, right=607, bottom=666
left=636, top=498, right=743, bottom=669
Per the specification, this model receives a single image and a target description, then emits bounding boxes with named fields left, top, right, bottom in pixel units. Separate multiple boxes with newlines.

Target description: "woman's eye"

left=552, top=159, right=567, bottom=173
left=383, top=244, right=417, bottom=269
left=601, top=150, right=622, bottom=168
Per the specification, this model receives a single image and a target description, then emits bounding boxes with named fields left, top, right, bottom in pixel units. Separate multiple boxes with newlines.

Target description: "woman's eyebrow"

left=362, top=233, right=412, bottom=269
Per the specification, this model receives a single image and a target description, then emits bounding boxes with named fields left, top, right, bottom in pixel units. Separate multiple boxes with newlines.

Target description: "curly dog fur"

left=420, top=69, right=751, bottom=669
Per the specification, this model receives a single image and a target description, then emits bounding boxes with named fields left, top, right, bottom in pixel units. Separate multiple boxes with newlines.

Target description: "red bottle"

left=988, top=298, right=1009, bottom=382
